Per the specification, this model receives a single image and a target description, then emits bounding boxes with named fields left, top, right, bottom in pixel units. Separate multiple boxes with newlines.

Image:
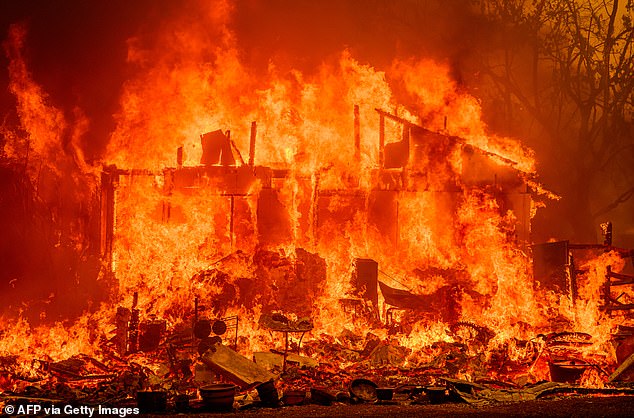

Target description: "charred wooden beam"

left=128, top=292, right=140, bottom=354
left=354, top=105, right=360, bottom=162
left=353, top=258, right=379, bottom=310
left=176, top=146, right=183, bottom=168
left=604, top=302, right=634, bottom=311
left=378, top=113, right=385, bottom=167
left=602, top=221, right=613, bottom=246
left=112, top=168, right=158, bottom=176
left=230, top=195, right=235, bottom=251
left=100, top=168, right=117, bottom=279
left=375, top=108, right=420, bottom=127
left=606, top=269, right=634, bottom=286
left=568, top=243, right=632, bottom=255
left=116, top=307, right=131, bottom=356
left=249, top=121, right=257, bottom=166
left=201, top=343, right=275, bottom=388
left=229, top=139, right=246, bottom=166
left=374, top=108, right=523, bottom=170
left=609, top=352, right=634, bottom=382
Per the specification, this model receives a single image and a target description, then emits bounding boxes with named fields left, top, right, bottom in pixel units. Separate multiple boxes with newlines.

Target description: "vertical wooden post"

left=603, top=221, right=613, bottom=246
left=249, top=121, right=257, bottom=166
left=379, top=114, right=385, bottom=168
left=229, top=195, right=235, bottom=251
left=354, top=105, right=360, bottom=162
left=605, top=265, right=612, bottom=311
left=283, top=331, right=289, bottom=373
left=100, top=167, right=118, bottom=289
left=234, top=316, right=239, bottom=351
left=403, top=124, right=411, bottom=168
left=395, top=199, right=399, bottom=249
left=176, top=146, right=183, bottom=168
left=311, top=174, right=320, bottom=248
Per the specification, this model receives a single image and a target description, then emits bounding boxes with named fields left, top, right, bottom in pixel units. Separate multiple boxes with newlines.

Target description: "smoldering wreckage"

left=2, top=107, right=634, bottom=415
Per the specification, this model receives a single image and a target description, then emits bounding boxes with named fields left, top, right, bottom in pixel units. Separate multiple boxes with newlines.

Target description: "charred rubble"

left=2, top=110, right=634, bottom=414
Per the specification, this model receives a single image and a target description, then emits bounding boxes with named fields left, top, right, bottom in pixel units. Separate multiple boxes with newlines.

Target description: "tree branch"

left=593, top=184, right=634, bottom=217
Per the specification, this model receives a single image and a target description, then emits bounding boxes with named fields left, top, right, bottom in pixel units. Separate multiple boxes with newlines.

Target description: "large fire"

left=1, top=0, right=633, bottom=405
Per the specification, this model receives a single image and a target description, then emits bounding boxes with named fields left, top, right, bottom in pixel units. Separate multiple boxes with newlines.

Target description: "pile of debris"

left=3, top=238, right=634, bottom=413
left=3, top=314, right=634, bottom=414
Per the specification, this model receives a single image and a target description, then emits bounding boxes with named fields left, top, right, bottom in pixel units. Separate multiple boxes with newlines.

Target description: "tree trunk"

left=564, top=173, right=597, bottom=243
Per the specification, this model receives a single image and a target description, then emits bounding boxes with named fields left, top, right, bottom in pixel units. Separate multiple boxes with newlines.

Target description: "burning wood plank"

left=609, top=352, right=634, bottom=383
left=201, top=344, right=275, bottom=388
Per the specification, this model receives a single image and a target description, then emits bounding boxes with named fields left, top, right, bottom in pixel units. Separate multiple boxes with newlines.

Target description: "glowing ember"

left=1, top=1, right=633, bottom=402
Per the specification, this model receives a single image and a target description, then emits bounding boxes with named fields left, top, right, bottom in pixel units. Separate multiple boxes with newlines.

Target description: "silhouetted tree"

left=474, top=0, right=634, bottom=242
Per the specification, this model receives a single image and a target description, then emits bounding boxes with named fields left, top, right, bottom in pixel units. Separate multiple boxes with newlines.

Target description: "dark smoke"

left=0, top=0, right=189, bottom=159
left=1, top=0, right=631, bottom=319
left=1, top=0, right=489, bottom=157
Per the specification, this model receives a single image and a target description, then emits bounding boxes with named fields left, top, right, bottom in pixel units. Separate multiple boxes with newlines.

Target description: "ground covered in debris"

left=139, top=395, right=634, bottom=417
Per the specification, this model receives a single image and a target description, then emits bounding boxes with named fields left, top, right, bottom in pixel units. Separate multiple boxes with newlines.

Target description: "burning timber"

left=2, top=107, right=634, bottom=414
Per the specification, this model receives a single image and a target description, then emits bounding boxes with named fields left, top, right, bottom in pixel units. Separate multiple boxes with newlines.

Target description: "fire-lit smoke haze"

left=0, top=0, right=633, bottom=394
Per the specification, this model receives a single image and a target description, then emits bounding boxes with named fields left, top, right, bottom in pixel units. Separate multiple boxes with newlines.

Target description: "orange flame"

left=1, top=3, right=628, bottom=390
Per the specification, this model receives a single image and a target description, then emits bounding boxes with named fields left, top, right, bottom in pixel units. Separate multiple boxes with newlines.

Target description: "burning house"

left=83, top=98, right=634, bottom=410
left=100, top=107, right=533, bottom=322
left=2, top=0, right=634, bottom=415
